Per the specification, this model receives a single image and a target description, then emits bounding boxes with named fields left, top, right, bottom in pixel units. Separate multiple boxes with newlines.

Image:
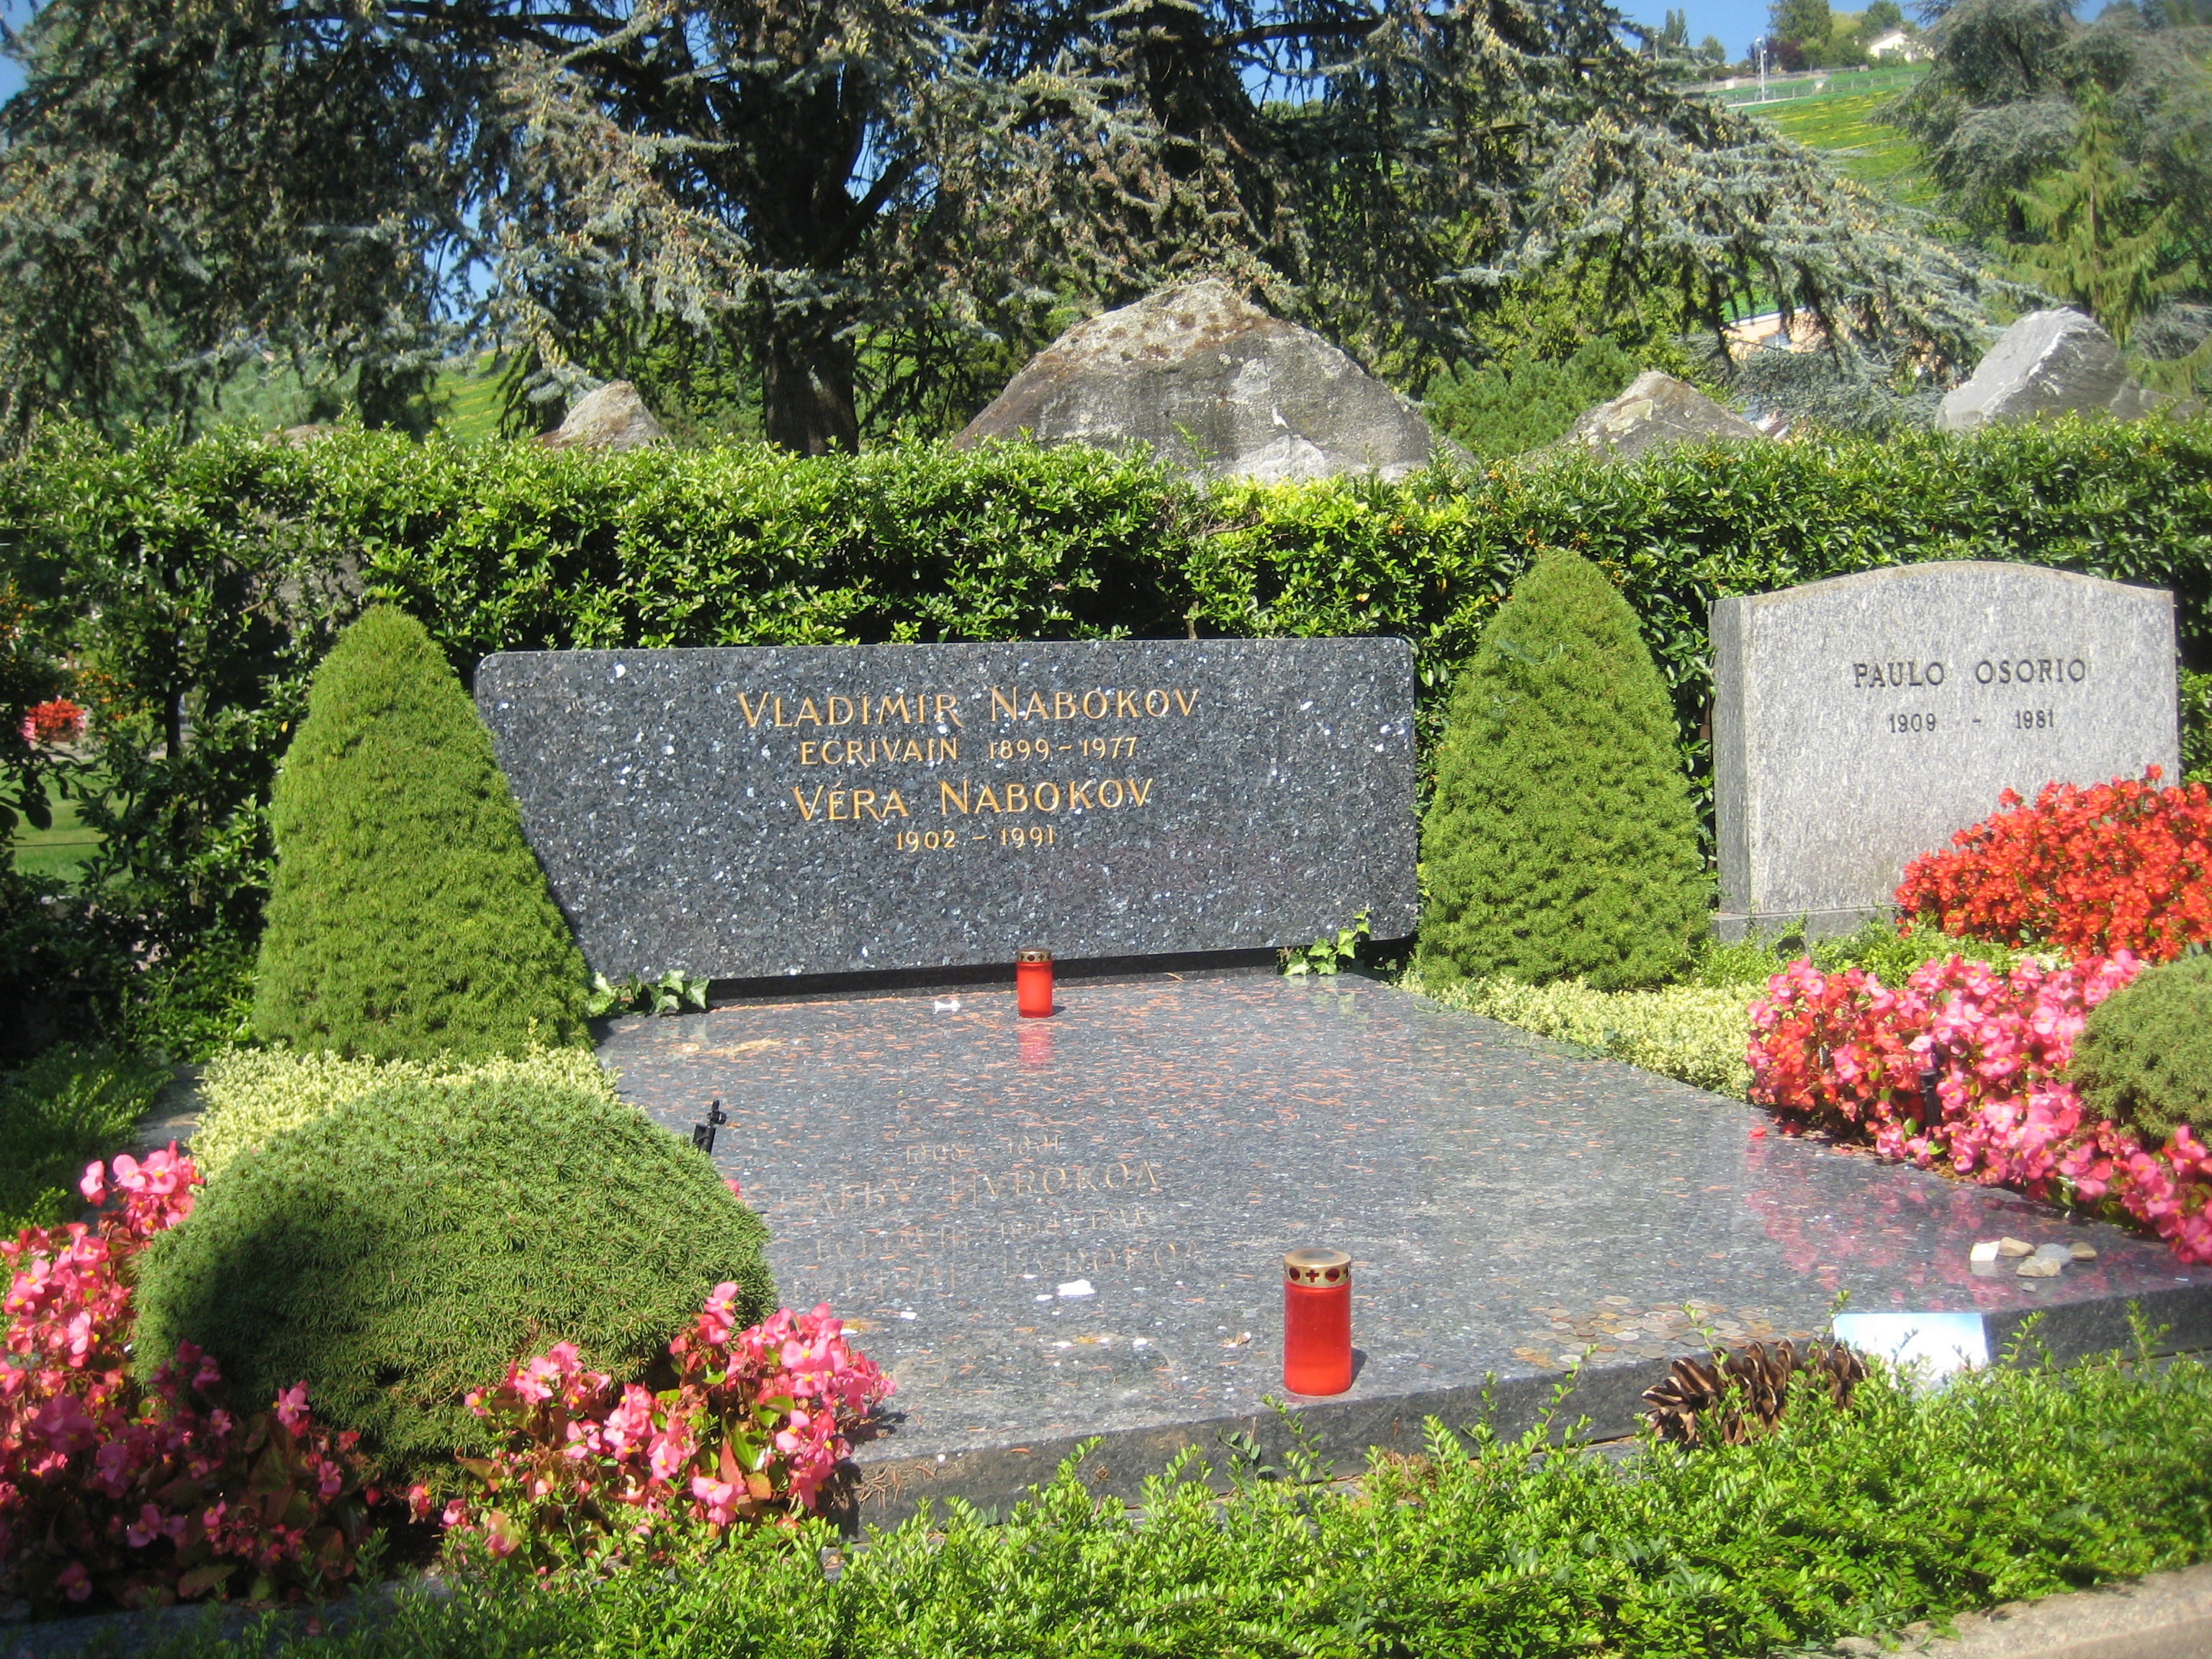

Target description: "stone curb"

left=1830, top=1560, right=2212, bottom=1658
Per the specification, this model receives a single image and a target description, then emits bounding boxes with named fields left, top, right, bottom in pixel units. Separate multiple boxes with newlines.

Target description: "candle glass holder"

left=1016, top=948, right=1054, bottom=1018
left=1282, top=1246, right=1353, bottom=1395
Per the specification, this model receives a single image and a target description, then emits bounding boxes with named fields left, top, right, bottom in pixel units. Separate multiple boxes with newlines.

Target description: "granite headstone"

left=1712, top=562, right=2178, bottom=938
left=476, top=638, right=1416, bottom=981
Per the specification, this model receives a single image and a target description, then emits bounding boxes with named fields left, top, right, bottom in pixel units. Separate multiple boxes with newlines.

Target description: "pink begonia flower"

left=273, top=1382, right=310, bottom=1432
left=647, top=1424, right=694, bottom=1483
left=79, top=1161, right=107, bottom=1204
left=441, top=1498, right=468, bottom=1529
left=690, top=1474, right=739, bottom=1527
left=725, top=1177, right=744, bottom=1200
left=55, top=1560, right=91, bottom=1601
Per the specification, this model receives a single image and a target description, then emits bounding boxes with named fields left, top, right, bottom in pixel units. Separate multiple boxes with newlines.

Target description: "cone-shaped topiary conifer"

left=2070, top=951, right=2212, bottom=1146
left=253, top=606, right=587, bottom=1060
left=133, top=1072, right=774, bottom=1490
left=1417, top=549, right=1707, bottom=990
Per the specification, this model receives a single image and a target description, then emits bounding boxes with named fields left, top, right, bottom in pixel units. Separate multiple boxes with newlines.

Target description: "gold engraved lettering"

left=940, top=780, right=972, bottom=815
left=1012, top=1170, right=1035, bottom=1195
left=976, top=785, right=1004, bottom=813
left=736, top=692, right=771, bottom=729
left=1115, top=691, right=1139, bottom=717
left=774, top=696, right=791, bottom=727
left=827, top=696, right=855, bottom=725
left=792, top=786, right=826, bottom=822
left=842, top=739, right=863, bottom=765
left=796, top=698, right=824, bottom=726
left=1145, top=689, right=1169, bottom=716
left=1082, top=690, right=1108, bottom=719
left=799, top=742, right=817, bottom=765
left=931, top=737, right=958, bottom=763
left=1125, top=777, right=1154, bottom=806
left=1075, top=1166, right=1098, bottom=1192
left=1053, top=691, right=1076, bottom=719
left=1006, top=783, right=1033, bottom=812
left=1069, top=780, right=1095, bottom=811
left=828, top=791, right=849, bottom=822
left=1098, top=778, right=1125, bottom=808
left=1023, top=691, right=1051, bottom=721
left=853, top=789, right=878, bottom=821
left=990, top=687, right=1019, bottom=721
left=935, top=694, right=963, bottom=728
left=881, top=789, right=909, bottom=818
left=1172, top=690, right=1198, bottom=715
left=1033, top=781, right=1062, bottom=812
left=1041, top=1166, right=1068, bottom=1193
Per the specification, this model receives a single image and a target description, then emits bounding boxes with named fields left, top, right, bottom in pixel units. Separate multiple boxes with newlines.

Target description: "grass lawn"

left=1745, top=76, right=1938, bottom=208
left=12, top=777, right=102, bottom=885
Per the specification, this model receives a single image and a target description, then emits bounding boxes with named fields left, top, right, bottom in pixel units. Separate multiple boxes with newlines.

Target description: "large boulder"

left=953, top=280, right=1449, bottom=482
left=1551, top=370, right=1768, bottom=460
left=1936, top=309, right=2171, bottom=433
left=539, top=380, right=667, bottom=451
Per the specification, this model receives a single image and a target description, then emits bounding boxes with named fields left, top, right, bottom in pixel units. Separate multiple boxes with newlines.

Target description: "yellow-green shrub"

left=191, top=1043, right=619, bottom=1181
left=1404, top=970, right=1763, bottom=1098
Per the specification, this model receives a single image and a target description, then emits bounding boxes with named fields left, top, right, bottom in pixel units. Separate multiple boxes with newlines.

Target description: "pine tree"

left=1416, top=551, right=1707, bottom=992
left=253, top=606, right=587, bottom=1061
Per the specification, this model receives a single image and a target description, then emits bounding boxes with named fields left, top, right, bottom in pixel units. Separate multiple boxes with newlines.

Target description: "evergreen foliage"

left=0, top=1045, right=168, bottom=1233
left=1424, top=340, right=1641, bottom=458
left=132, top=1074, right=774, bottom=1487
left=1416, top=551, right=1706, bottom=991
left=252, top=605, right=586, bottom=1062
left=2071, top=952, right=2212, bottom=1144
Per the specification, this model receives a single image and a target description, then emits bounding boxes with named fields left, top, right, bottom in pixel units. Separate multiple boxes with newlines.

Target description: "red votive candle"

left=1282, top=1247, right=1353, bottom=1395
left=1016, top=948, right=1054, bottom=1018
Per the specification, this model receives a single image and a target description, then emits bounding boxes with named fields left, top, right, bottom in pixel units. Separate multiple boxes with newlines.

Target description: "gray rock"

left=539, top=379, right=667, bottom=451
left=1552, top=370, right=1768, bottom=460
left=2016, top=1256, right=2062, bottom=1278
left=1936, top=309, right=2172, bottom=433
left=952, top=280, right=1448, bottom=482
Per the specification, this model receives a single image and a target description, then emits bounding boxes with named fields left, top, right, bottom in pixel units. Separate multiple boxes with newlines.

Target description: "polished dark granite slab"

left=595, top=976, right=2211, bottom=1526
left=477, top=639, right=1416, bottom=981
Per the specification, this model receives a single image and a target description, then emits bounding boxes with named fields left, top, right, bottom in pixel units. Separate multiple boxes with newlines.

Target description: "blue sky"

left=1629, top=0, right=1786, bottom=63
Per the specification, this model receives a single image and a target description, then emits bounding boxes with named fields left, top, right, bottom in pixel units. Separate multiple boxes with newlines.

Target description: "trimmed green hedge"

left=4, top=415, right=2208, bottom=935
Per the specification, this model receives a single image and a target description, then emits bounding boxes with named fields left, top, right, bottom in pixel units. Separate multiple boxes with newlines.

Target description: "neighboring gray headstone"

left=1552, top=369, right=1768, bottom=460
left=540, top=379, right=667, bottom=450
left=952, top=280, right=1448, bottom=482
left=476, top=639, right=1416, bottom=981
left=1936, top=309, right=2172, bottom=433
left=1712, top=562, right=2178, bottom=940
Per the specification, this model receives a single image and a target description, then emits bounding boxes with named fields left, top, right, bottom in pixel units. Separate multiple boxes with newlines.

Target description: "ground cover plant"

left=132, top=1073, right=775, bottom=1490
left=0, top=1044, right=168, bottom=1231
left=253, top=606, right=588, bottom=1062
left=186, top=1044, right=620, bottom=1182
left=144, top=1335, right=2212, bottom=1659
left=1418, top=549, right=1706, bottom=991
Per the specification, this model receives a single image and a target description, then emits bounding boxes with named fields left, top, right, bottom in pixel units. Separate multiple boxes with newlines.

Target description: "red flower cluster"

left=2, top=1151, right=370, bottom=1614
left=1895, top=769, right=2212, bottom=961
left=1749, top=956, right=2212, bottom=1264
left=19, top=698, right=84, bottom=747
left=433, top=1291, right=891, bottom=1568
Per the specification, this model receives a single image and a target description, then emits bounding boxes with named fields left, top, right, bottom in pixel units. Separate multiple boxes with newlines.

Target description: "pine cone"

left=1641, top=1338, right=1866, bottom=1444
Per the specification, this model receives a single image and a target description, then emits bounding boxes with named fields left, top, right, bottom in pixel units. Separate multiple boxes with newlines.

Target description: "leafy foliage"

left=253, top=606, right=588, bottom=1061
left=1418, top=551, right=1707, bottom=990
left=2072, top=950, right=2212, bottom=1145
left=1423, top=338, right=1642, bottom=457
left=132, top=1072, right=775, bottom=1490
left=156, top=1344, right=2212, bottom=1659
left=586, top=972, right=710, bottom=1020
left=0, top=0, right=1998, bottom=446
left=0, top=1044, right=168, bottom=1233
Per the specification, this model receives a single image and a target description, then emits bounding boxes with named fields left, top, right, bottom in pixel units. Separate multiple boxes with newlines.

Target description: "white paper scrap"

left=1832, top=1311, right=1988, bottom=1385
left=1057, top=1279, right=1096, bottom=1299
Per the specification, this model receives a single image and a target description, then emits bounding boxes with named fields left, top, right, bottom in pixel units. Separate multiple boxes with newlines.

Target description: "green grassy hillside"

left=1743, top=72, right=1936, bottom=207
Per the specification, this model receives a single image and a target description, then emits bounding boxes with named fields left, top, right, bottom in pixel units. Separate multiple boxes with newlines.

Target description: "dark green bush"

left=253, top=606, right=587, bottom=1061
left=132, top=1072, right=774, bottom=1486
left=1422, top=337, right=1641, bottom=458
left=1418, top=550, right=1706, bottom=989
left=0, top=1044, right=169, bottom=1233
left=2072, top=953, right=2212, bottom=1145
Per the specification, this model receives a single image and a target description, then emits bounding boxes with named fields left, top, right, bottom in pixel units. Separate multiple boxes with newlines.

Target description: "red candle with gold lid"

left=1015, top=948, right=1054, bottom=1018
left=1282, top=1247, right=1353, bottom=1395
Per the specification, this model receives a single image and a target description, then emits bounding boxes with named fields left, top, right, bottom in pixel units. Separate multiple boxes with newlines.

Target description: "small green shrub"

left=1689, top=920, right=2025, bottom=991
left=1417, top=549, right=1707, bottom=991
left=189, top=1043, right=621, bottom=1182
left=133, top=1073, right=773, bottom=1487
left=2071, top=952, right=2212, bottom=1145
left=0, top=1045, right=170, bottom=1233
left=1406, top=968, right=1761, bottom=1097
left=252, top=606, right=588, bottom=1062
left=1423, top=338, right=1641, bottom=459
